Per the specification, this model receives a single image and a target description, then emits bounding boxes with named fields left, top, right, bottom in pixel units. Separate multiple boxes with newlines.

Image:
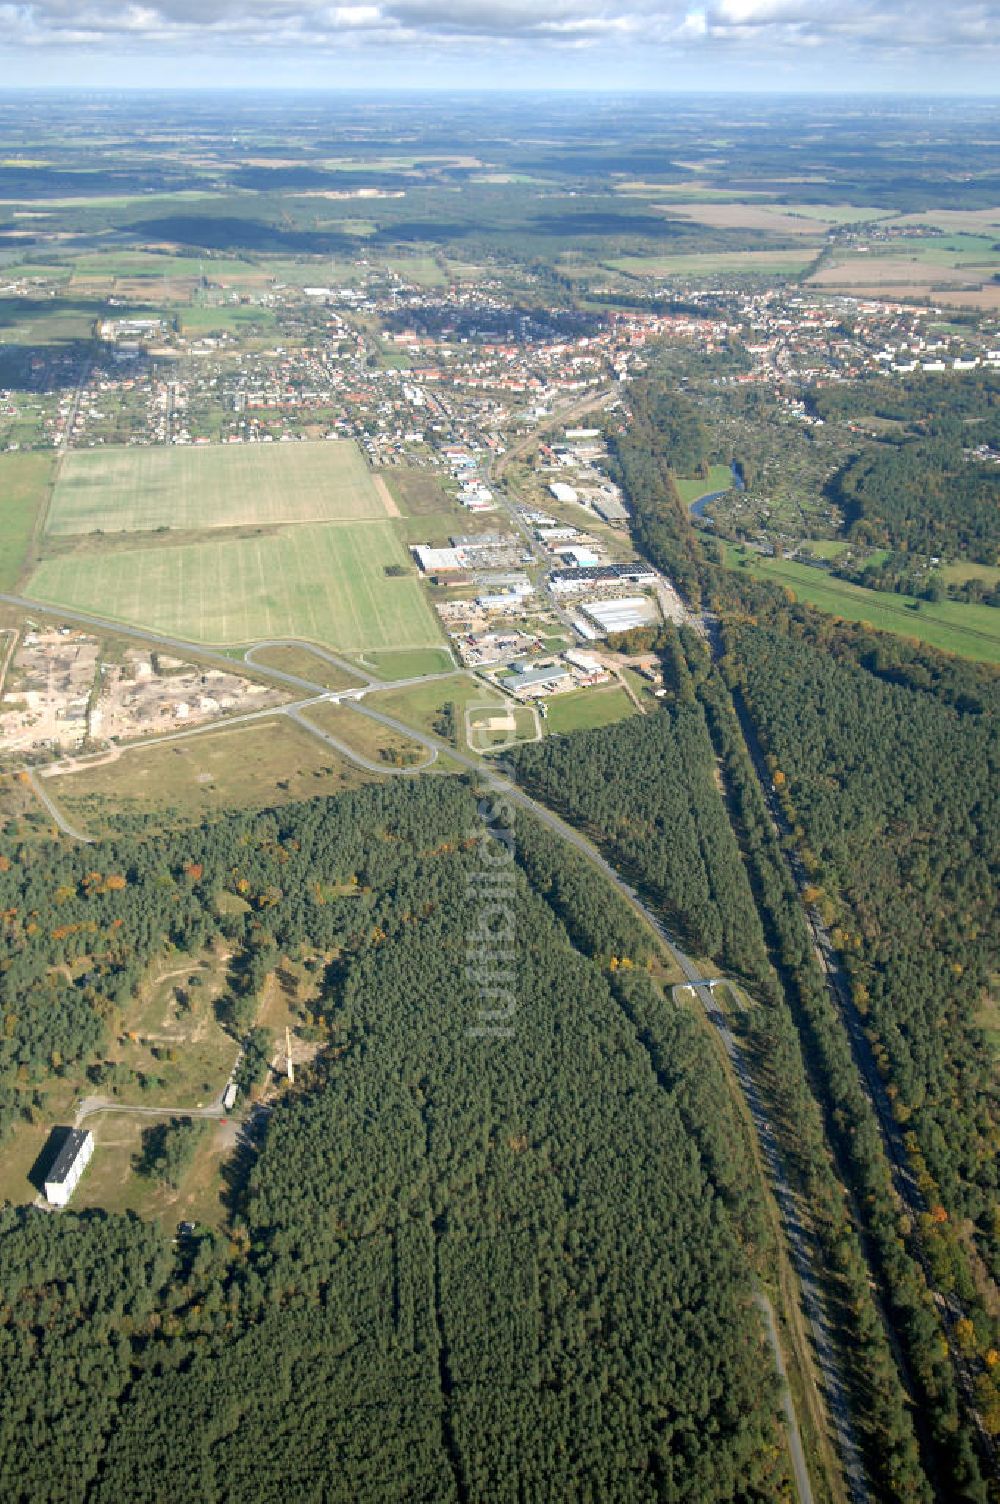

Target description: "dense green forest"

left=512, top=701, right=770, bottom=981
left=832, top=439, right=999, bottom=562
left=810, top=370, right=1000, bottom=441
left=569, top=365, right=997, bottom=1488
left=813, top=371, right=1000, bottom=565
left=512, top=681, right=968, bottom=1500
left=725, top=622, right=999, bottom=1272
left=674, top=626, right=994, bottom=1496
left=708, top=564, right=1000, bottom=715
left=0, top=780, right=790, bottom=1502
left=607, top=380, right=709, bottom=602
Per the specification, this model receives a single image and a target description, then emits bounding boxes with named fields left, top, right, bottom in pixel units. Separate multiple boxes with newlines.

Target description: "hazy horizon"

left=1, top=0, right=998, bottom=96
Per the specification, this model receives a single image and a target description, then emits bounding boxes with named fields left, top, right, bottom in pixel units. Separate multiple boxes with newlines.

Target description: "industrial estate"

left=0, top=88, right=997, bottom=1504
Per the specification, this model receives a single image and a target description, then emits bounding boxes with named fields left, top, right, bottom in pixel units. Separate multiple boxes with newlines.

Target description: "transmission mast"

left=285, top=1026, right=295, bottom=1085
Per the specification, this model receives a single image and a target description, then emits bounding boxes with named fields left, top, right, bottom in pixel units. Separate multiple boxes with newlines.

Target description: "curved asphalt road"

left=286, top=704, right=437, bottom=776
left=1, top=587, right=854, bottom=1504
left=25, top=766, right=94, bottom=843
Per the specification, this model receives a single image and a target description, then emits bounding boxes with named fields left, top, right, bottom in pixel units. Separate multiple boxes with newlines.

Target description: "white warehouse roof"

left=582, top=597, right=659, bottom=632
left=413, top=546, right=466, bottom=574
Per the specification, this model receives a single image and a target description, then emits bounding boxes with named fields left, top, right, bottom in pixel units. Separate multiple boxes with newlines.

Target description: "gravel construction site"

left=0, top=630, right=286, bottom=758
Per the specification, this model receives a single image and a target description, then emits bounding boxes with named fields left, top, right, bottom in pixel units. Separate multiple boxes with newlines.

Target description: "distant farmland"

left=29, top=521, right=442, bottom=651
left=46, top=440, right=389, bottom=535
left=609, top=249, right=813, bottom=278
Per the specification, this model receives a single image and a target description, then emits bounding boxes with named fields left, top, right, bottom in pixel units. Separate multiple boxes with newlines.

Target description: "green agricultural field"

left=614, top=182, right=776, bottom=201
left=0, top=450, right=53, bottom=588
left=722, top=546, right=1000, bottom=663
left=795, top=541, right=894, bottom=570
left=675, top=465, right=733, bottom=505
left=380, top=256, right=447, bottom=286
left=795, top=538, right=851, bottom=561
left=1, top=190, right=221, bottom=211
left=441, top=260, right=489, bottom=280
left=46, top=440, right=388, bottom=535
left=70, top=251, right=254, bottom=279
left=0, top=262, right=73, bottom=284
left=942, top=560, right=1000, bottom=590
left=884, top=234, right=1000, bottom=265
left=179, top=304, right=278, bottom=334
left=785, top=204, right=895, bottom=223
left=610, top=250, right=812, bottom=278
left=29, top=521, right=443, bottom=651
left=263, top=258, right=368, bottom=286
left=0, top=297, right=103, bottom=347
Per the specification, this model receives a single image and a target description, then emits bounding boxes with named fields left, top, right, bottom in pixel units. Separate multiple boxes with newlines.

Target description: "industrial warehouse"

left=549, top=562, right=657, bottom=593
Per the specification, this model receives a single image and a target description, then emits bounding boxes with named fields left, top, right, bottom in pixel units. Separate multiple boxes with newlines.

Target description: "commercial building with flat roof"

left=554, top=545, right=600, bottom=568
left=594, top=495, right=629, bottom=524
left=413, top=545, right=466, bottom=574
left=508, top=662, right=570, bottom=694
left=550, top=562, right=656, bottom=593
left=582, top=597, right=660, bottom=633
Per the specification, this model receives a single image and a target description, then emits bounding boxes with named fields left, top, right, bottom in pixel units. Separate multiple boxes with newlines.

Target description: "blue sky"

left=1, top=1, right=998, bottom=92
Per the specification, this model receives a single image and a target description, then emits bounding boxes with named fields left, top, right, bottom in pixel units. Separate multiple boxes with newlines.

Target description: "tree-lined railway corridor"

left=2, top=586, right=869, bottom=1504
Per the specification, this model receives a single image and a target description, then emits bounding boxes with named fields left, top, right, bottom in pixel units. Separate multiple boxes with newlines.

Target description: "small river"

left=689, top=461, right=745, bottom=519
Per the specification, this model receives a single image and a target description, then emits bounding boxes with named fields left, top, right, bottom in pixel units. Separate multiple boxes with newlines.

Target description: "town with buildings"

left=2, top=256, right=998, bottom=763
left=5, top=259, right=998, bottom=466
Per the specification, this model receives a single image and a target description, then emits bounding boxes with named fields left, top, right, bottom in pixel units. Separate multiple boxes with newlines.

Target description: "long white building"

left=44, top=1128, right=94, bottom=1207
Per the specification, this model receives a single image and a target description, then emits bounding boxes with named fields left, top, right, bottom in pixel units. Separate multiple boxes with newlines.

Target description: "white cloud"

left=0, top=0, right=998, bottom=64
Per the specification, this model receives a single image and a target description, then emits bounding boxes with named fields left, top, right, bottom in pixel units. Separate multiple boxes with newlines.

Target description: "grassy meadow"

left=675, top=465, right=734, bottom=505
left=610, top=250, right=813, bottom=278
left=544, top=685, right=637, bottom=734
left=722, top=546, right=1000, bottom=663
left=53, top=717, right=377, bottom=829
left=0, top=450, right=53, bottom=588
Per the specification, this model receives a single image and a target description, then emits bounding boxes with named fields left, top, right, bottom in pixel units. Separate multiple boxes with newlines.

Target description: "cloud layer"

left=1, top=0, right=998, bottom=77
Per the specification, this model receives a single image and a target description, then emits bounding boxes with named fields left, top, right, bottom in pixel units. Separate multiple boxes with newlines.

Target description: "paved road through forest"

left=1, top=587, right=860, bottom=1504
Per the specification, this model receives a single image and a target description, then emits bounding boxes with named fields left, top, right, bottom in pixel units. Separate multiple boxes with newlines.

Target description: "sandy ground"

left=373, top=472, right=402, bottom=518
